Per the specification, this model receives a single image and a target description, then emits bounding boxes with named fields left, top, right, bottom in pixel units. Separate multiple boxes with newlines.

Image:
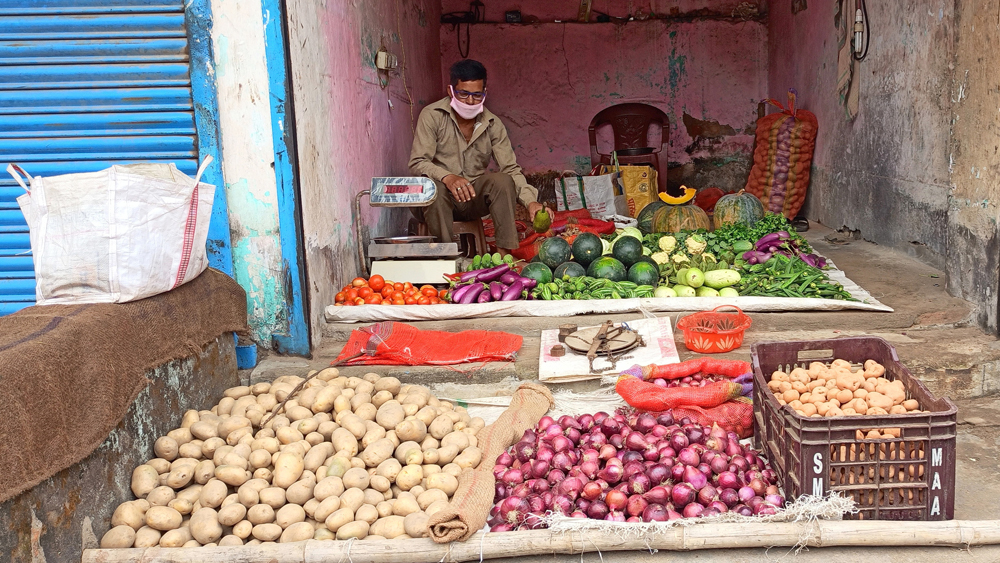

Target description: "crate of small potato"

left=750, top=336, right=957, bottom=521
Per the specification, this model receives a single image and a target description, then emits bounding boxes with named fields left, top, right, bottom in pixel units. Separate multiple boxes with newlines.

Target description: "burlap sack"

left=427, top=383, right=554, bottom=543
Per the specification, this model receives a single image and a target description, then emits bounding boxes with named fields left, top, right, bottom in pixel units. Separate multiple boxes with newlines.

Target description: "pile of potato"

left=766, top=359, right=928, bottom=418
left=101, top=368, right=485, bottom=548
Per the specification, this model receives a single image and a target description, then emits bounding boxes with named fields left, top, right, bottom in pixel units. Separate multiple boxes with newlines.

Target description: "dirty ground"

left=249, top=222, right=1000, bottom=561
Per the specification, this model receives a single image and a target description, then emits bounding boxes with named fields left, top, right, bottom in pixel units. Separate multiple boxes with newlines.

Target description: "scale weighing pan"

left=372, top=236, right=435, bottom=244
left=564, top=326, right=641, bottom=356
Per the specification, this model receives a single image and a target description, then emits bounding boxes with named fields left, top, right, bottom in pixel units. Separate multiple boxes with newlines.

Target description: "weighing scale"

left=562, top=320, right=645, bottom=373
left=354, top=177, right=460, bottom=285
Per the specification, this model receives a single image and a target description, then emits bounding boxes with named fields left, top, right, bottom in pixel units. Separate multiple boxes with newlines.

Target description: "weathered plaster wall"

left=0, top=336, right=237, bottom=563
left=949, top=0, right=1000, bottom=331
left=767, top=0, right=954, bottom=270
left=439, top=2, right=768, bottom=191
left=441, top=0, right=761, bottom=21
left=286, top=0, right=442, bottom=347
left=211, top=0, right=286, bottom=345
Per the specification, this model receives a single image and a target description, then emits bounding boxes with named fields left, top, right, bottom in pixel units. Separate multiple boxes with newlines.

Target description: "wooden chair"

left=416, top=219, right=487, bottom=256
left=588, top=103, right=669, bottom=193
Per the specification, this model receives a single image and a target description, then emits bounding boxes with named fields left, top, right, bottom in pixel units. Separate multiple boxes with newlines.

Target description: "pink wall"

left=287, top=0, right=442, bottom=345
left=438, top=4, right=767, bottom=190
left=441, top=0, right=758, bottom=21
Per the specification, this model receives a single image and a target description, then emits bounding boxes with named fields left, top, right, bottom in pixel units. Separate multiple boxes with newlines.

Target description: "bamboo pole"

left=82, top=520, right=1000, bottom=563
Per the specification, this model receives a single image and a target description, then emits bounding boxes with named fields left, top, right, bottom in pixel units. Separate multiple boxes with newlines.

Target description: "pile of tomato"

left=333, top=275, right=449, bottom=306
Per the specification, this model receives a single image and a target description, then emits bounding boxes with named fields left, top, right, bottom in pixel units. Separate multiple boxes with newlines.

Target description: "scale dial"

left=370, top=177, right=437, bottom=207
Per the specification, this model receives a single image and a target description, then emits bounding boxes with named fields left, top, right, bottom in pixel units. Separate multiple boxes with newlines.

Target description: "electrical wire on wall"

left=394, top=0, right=415, bottom=135
left=442, top=1, right=484, bottom=58
left=852, top=0, right=870, bottom=61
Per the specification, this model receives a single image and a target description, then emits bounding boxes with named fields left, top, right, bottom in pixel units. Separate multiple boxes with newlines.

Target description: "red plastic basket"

left=676, top=305, right=752, bottom=353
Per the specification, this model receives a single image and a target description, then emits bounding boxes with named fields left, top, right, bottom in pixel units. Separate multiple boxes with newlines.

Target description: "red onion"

left=670, top=463, right=685, bottom=482
left=623, top=460, right=645, bottom=479
left=746, top=469, right=763, bottom=483
left=546, top=469, right=566, bottom=486
left=685, top=426, right=704, bottom=444
left=653, top=378, right=667, bottom=387
left=541, top=491, right=554, bottom=507
left=682, top=502, right=705, bottom=518
left=738, top=486, right=756, bottom=503
left=659, top=445, right=676, bottom=458
left=643, top=444, right=660, bottom=462
left=717, top=471, right=740, bottom=490
left=600, top=418, right=622, bottom=437
left=749, top=478, right=767, bottom=497
left=748, top=496, right=763, bottom=511
left=628, top=472, right=651, bottom=495
left=671, top=483, right=696, bottom=507
left=511, top=483, right=530, bottom=498
left=701, top=450, right=717, bottom=464
left=762, top=469, right=777, bottom=483
left=528, top=478, right=548, bottom=494
left=730, top=455, right=749, bottom=472
left=565, top=427, right=582, bottom=445
left=766, top=484, right=780, bottom=496
left=765, top=493, right=785, bottom=507
left=551, top=494, right=573, bottom=515
left=642, top=503, right=668, bottom=522
left=526, top=494, right=545, bottom=513
left=570, top=510, right=588, bottom=519
left=646, top=464, right=669, bottom=485
left=543, top=423, right=564, bottom=440
left=580, top=459, right=599, bottom=479
left=523, top=512, right=546, bottom=529
left=578, top=414, right=595, bottom=430
left=651, top=425, right=669, bottom=438
left=537, top=416, right=555, bottom=432
left=493, top=465, right=507, bottom=480
left=704, top=436, right=727, bottom=453
left=725, top=440, right=742, bottom=457
left=683, top=465, right=708, bottom=490
left=669, top=433, right=689, bottom=451
left=587, top=500, right=609, bottom=520
left=558, top=477, right=583, bottom=500
left=710, top=456, right=730, bottom=475
left=589, top=431, right=608, bottom=447
left=597, top=463, right=623, bottom=484
left=635, top=413, right=657, bottom=433
left=621, top=450, right=643, bottom=464
left=626, top=516, right=642, bottom=523
left=535, top=446, right=554, bottom=464
left=656, top=412, right=675, bottom=426
left=499, top=496, right=528, bottom=524
left=501, top=468, right=523, bottom=485
left=575, top=497, right=590, bottom=511
left=550, top=435, right=572, bottom=454
left=697, top=484, right=718, bottom=506
left=495, top=483, right=507, bottom=500
left=697, top=463, right=711, bottom=476
left=677, top=447, right=700, bottom=467
left=626, top=495, right=648, bottom=517
left=598, top=444, right=617, bottom=460
left=667, top=508, right=683, bottom=520
left=514, top=441, right=535, bottom=463
left=605, top=511, right=626, bottom=522
left=605, top=489, right=628, bottom=511
left=609, top=434, right=624, bottom=449
left=497, top=451, right=513, bottom=467
left=558, top=415, right=578, bottom=429
left=754, top=503, right=778, bottom=516
left=580, top=448, right=599, bottom=463
left=593, top=411, right=609, bottom=425
left=700, top=506, right=721, bottom=517
left=718, top=488, right=740, bottom=508
left=733, top=504, right=753, bottom=517
left=552, top=452, right=573, bottom=471
left=678, top=417, right=692, bottom=425
left=643, top=485, right=669, bottom=505
left=521, top=429, right=537, bottom=442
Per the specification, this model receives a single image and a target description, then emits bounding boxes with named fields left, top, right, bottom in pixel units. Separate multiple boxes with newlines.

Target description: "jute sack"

left=427, top=383, right=554, bottom=543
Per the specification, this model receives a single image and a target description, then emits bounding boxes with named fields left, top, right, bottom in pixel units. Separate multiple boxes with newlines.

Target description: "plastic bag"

left=335, top=321, right=523, bottom=366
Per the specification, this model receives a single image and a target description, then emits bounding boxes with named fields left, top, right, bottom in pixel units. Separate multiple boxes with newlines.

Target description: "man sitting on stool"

left=409, top=59, right=552, bottom=255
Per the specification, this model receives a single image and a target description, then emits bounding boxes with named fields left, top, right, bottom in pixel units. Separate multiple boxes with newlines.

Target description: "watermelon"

left=713, top=189, right=765, bottom=228
left=571, top=233, right=603, bottom=267
left=628, top=262, right=659, bottom=287
left=521, top=263, right=553, bottom=284
left=635, top=255, right=658, bottom=269
left=554, top=261, right=586, bottom=280
left=538, top=237, right=572, bottom=270
left=652, top=204, right=712, bottom=233
left=611, top=236, right=643, bottom=268
left=587, top=257, right=627, bottom=282
left=636, top=201, right=667, bottom=234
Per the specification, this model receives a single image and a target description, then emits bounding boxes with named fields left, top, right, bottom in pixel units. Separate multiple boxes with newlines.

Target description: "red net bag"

left=669, top=398, right=754, bottom=439
left=638, top=357, right=751, bottom=381
left=335, top=322, right=522, bottom=366
left=615, top=374, right=749, bottom=411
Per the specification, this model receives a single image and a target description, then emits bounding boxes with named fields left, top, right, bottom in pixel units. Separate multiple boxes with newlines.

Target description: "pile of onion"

left=488, top=411, right=784, bottom=531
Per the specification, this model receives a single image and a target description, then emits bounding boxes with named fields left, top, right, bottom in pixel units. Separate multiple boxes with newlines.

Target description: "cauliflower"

left=671, top=253, right=690, bottom=265
left=651, top=251, right=671, bottom=265
left=700, top=252, right=717, bottom=264
left=657, top=235, right=677, bottom=253
left=686, top=234, right=707, bottom=255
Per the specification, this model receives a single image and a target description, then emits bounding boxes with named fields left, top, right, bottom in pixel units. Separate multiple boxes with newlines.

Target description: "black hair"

left=450, top=59, right=487, bottom=87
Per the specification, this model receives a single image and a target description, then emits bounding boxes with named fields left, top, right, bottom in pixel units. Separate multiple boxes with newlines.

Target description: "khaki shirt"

left=409, top=97, right=538, bottom=207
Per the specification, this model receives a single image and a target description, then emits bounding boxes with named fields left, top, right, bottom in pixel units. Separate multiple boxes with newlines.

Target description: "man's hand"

left=443, top=175, right=476, bottom=203
left=527, top=202, right=555, bottom=220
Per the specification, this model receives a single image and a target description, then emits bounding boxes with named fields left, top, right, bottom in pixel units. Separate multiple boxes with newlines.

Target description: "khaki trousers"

left=413, top=172, right=519, bottom=249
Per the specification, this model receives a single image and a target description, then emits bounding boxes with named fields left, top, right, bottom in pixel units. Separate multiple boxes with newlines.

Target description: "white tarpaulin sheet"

left=538, top=316, right=679, bottom=383
left=325, top=259, right=891, bottom=324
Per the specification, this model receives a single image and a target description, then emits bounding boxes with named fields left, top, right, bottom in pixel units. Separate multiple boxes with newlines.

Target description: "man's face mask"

left=449, top=85, right=486, bottom=119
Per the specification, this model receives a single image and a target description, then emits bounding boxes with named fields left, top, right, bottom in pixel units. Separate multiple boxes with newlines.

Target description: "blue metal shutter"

left=0, top=0, right=199, bottom=315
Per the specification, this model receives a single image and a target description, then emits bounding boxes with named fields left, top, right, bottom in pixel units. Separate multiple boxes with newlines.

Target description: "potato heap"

left=101, top=368, right=485, bottom=548
left=766, top=359, right=927, bottom=418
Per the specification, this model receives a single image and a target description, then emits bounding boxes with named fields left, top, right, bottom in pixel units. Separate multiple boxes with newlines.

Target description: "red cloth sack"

left=335, top=322, right=523, bottom=366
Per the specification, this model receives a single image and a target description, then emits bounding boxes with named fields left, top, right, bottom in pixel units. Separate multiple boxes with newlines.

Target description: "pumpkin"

left=713, top=189, right=765, bottom=228
left=651, top=204, right=712, bottom=233
left=658, top=185, right=696, bottom=205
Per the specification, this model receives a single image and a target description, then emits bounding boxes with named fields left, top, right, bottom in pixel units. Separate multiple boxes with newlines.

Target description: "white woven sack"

left=7, top=157, right=216, bottom=305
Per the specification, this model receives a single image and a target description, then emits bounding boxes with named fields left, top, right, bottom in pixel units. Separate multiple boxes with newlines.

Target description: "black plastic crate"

left=752, top=336, right=957, bottom=520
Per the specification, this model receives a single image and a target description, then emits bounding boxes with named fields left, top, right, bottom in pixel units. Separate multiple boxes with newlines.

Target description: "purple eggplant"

left=458, top=283, right=486, bottom=304
left=520, top=277, right=538, bottom=289
left=755, top=232, right=783, bottom=250
left=458, top=264, right=511, bottom=284
left=477, top=290, right=493, bottom=303
left=449, top=283, right=476, bottom=303
left=500, top=271, right=520, bottom=285
left=489, top=281, right=504, bottom=300
left=501, top=280, right=524, bottom=301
